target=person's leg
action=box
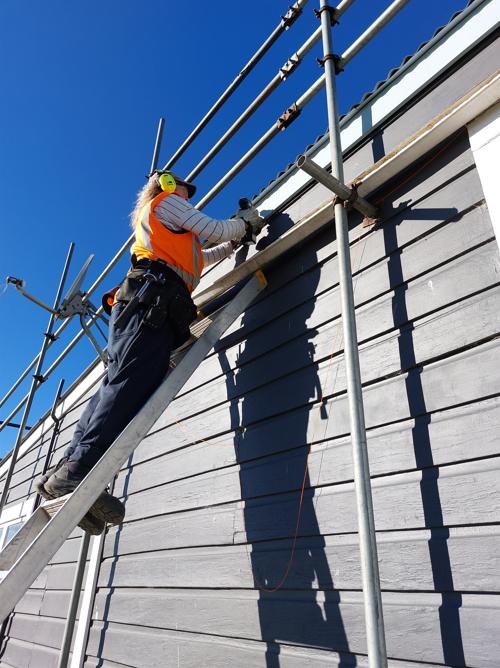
[43,303,174,523]
[66,304,174,473]
[34,381,108,505]
[64,378,109,461]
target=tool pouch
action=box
[116,268,197,346]
[115,272,145,303]
[166,289,198,346]
[142,284,174,330]
[143,282,197,345]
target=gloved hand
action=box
[236,205,265,245]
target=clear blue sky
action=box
[0,0,470,458]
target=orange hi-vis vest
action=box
[131,191,204,293]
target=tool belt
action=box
[113,258,197,347]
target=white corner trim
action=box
[467,100,500,242]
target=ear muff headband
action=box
[158,172,177,193]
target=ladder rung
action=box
[41,492,73,518]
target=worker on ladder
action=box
[35,170,264,534]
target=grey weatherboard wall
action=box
[1,27,500,668]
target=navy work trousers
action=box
[64,302,174,474]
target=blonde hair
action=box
[130,175,162,229]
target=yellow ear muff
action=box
[158,172,176,193]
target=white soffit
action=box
[256,0,499,214]
[468,101,500,241]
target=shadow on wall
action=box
[218,212,354,667]
[373,132,468,663]
[382,208,465,667]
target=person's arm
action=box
[154,194,245,243]
[201,241,235,267]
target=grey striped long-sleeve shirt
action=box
[154,194,246,267]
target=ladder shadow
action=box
[217,213,353,666]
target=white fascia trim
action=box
[255,0,499,214]
[0,363,105,481]
[467,101,500,242]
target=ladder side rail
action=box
[0,273,266,623]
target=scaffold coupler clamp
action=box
[314,5,340,25]
[362,215,381,228]
[276,103,301,131]
[333,181,359,211]
[279,53,300,80]
[316,53,344,74]
[281,3,303,30]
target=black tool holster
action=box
[114,259,197,347]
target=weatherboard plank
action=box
[91,589,500,667]
[98,525,500,593]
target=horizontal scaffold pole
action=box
[164,0,310,169]
[195,0,409,209]
[186,0,359,182]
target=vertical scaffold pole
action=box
[318,2,387,665]
[0,244,74,519]
[56,531,91,668]
[149,117,165,175]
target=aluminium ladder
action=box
[0,270,267,623]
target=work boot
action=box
[35,458,106,535]
[34,457,68,500]
[44,462,125,526]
